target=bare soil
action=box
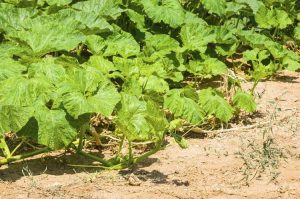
[0,71,300,199]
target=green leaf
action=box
[283,57,300,71]
[0,106,34,133]
[103,29,140,58]
[85,35,106,55]
[233,91,256,113]
[201,0,226,16]
[28,58,66,85]
[255,7,292,29]
[72,0,123,20]
[0,42,31,59]
[33,109,77,149]
[141,0,185,28]
[0,6,35,33]
[116,94,167,141]
[238,30,271,46]
[0,76,53,106]
[188,58,227,77]
[59,68,120,118]
[87,83,121,117]
[0,58,27,81]
[236,0,263,13]
[45,0,72,6]
[198,88,234,122]
[7,15,85,55]
[139,75,169,93]
[184,11,208,25]
[58,9,113,34]
[87,55,117,75]
[126,9,145,31]
[180,23,215,53]
[169,119,183,131]
[164,89,205,124]
[172,132,188,149]
[144,33,180,59]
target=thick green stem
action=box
[10,140,25,156]
[0,147,50,165]
[273,27,279,38]
[251,80,259,95]
[128,141,133,164]
[77,43,84,57]
[116,136,124,158]
[77,150,111,167]
[77,124,88,153]
[0,137,11,158]
[133,144,161,164]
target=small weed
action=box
[22,165,38,188]
[237,129,290,185]
[81,171,103,183]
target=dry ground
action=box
[0,71,299,199]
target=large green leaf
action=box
[45,0,72,6]
[139,75,169,93]
[25,108,77,150]
[103,30,140,58]
[28,58,66,85]
[58,9,113,34]
[198,88,234,122]
[0,58,27,81]
[0,76,53,106]
[0,6,35,33]
[141,0,185,28]
[0,106,34,133]
[236,0,263,13]
[87,55,117,75]
[180,23,215,53]
[233,91,256,113]
[7,15,85,55]
[116,94,167,141]
[72,0,123,20]
[164,89,205,124]
[255,7,292,29]
[283,57,300,71]
[201,0,226,16]
[85,35,106,54]
[188,58,228,77]
[59,68,120,118]
[144,33,180,59]
[126,9,145,31]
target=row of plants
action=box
[0,0,299,169]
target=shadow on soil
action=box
[0,152,162,183]
[0,152,100,182]
[272,74,299,83]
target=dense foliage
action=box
[0,0,299,168]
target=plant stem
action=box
[273,27,279,38]
[77,43,84,57]
[0,137,11,158]
[77,125,87,153]
[128,141,133,164]
[10,140,25,156]
[251,80,259,95]
[133,144,161,164]
[116,136,124,158]
[0,147,50,165]
[77,150,111,167]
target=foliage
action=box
[0,0,299,168]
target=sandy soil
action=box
[0,71,299,199]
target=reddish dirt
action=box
[0,71,300,199]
